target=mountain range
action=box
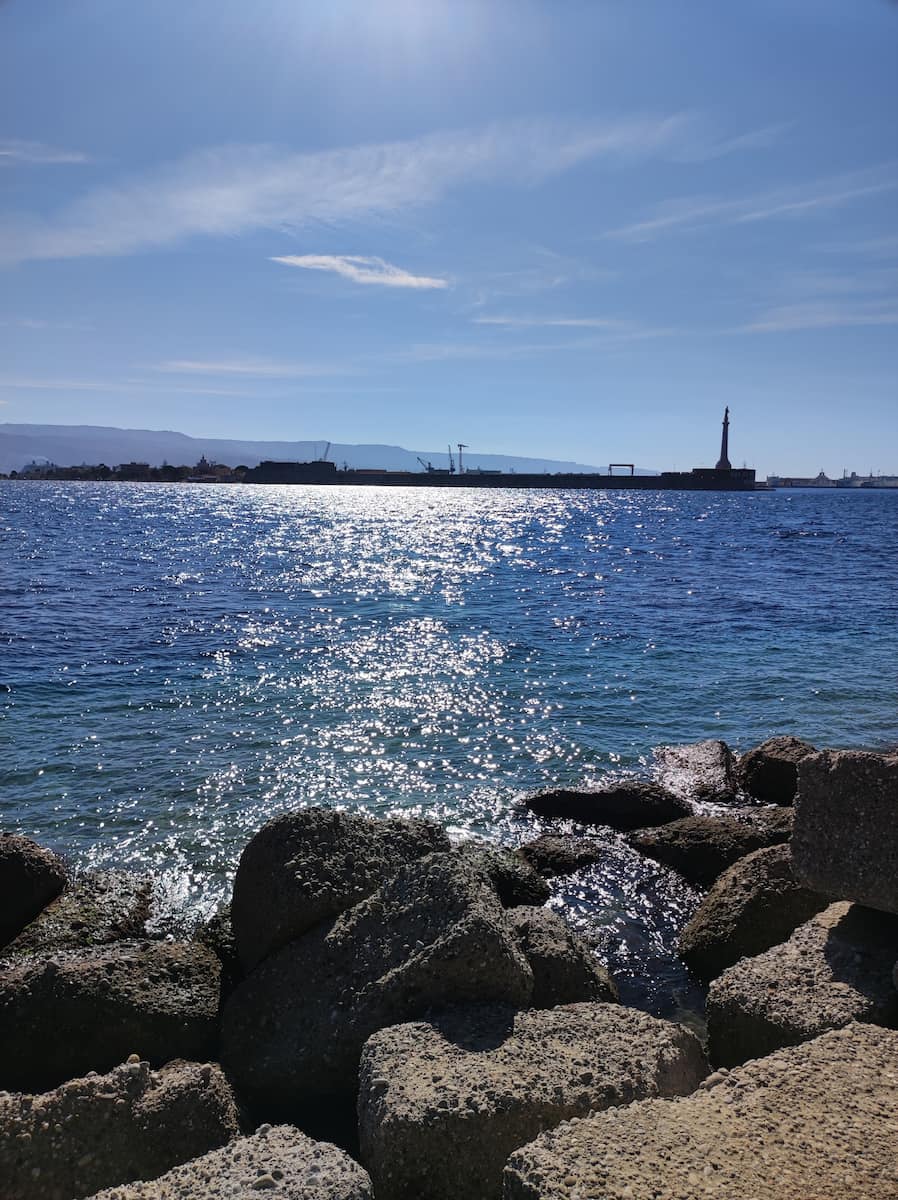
[0,423,657,477]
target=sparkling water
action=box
[2,481,896,1015]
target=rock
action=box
[628,807,793,889]
[706,901,898,1068]
[654,739,737,803]
[3,871,153,958]
[451,843,550,907]
[0,834,67,950]
[516,835,608,878]
[196,904,242,1000]
[84,1124,373,1199]
[737,735,817,804]
[507,907,618,1007]
[0,1058,239,1200]
[678,844,829,983]
[503,1022,898,1200]
[231,807,450,970]
[222,854,533,1111]
[791,749,898,915]
[0,940,221,1092]
[524,781,689,830]
[358,1002,707,1200]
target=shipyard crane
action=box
[447,445,456,474]
[318,441,331,462]
[457,443,468,474]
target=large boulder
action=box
[231,807,450,970]
[222,854,533,1110]
[791,749,898,914]
[706,901,898,1068]
[3,871,153,958]
[0,1058,239,1200]
[737,735,817,804]
[0,940,221,1092]
[503,1022,898,1200]
[524,782,689,830]
[653,739,737,803]
[507,907,618,1007]
[85,1124,373,1199]
[452,843,550,907]
[678,844,829,983]
[516,834,608,878]
[358,1002,707,1200]
[628,808,793,889]
[0,834,67,949]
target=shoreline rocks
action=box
[503,1023,898,1199]
[358,1002,707,1200]
[524,781,690,830]
[737,734,817,804]
[653,738,737,804]
[0,834,67,950]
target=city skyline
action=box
[2,1,897,477]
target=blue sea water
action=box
[2,481,896,1015]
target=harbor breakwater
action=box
[1,736,896,1199]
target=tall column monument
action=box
[716,406,732,471]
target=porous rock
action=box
[516,834,608,878]
[507,906,618,1007]
[654,739,737,803]
[197,903,242,999]
[503,1022,898,1200]
[359,1002,707,1200]
[737,734,817,804]
[85,1124,373,1199]
[0,834,67,950]
[0,1058,239,1200]
[232,807,450,970]
[452,842,550,907]
[222,854,533,1110]
[3,870,153,958]
[0,939,221,1092]
[678,844,829,983]
[524,781,689,830]
[628,807,793,889]
[706,901,898,1068]
[792,749,898,915]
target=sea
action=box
[2,481,896,1018]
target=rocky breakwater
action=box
[0,735,894,1199]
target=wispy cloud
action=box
[152,358,348,378]
[0,375,261,396]
[473,314,630,329]
[736,300,898,334]
[0,139,91,167]
[271,254,448,289]
[0,115,692,265]
[603,167,898,242]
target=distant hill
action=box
[0,423,659,476]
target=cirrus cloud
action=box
[271,254,448,289]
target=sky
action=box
[1,0,897,477]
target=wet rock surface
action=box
[678,844,829,983]
[452,843,550,907]
[3,870,153,958]
[85,1124,373,1199]
[222,854,533,1110]
[0,940,221,1092]
[628,807,793,889]
[706,901,898,1067]
[0,834,67,950]
[737,735,817,804]
[653,739,737,803]
[524,781,689,830]
[503,1023,898,1200]
[516,834,608,878]
[359,1002,707,1200]
[507,906,618,1007]
[792,749,898,914]
[0,1058,239,1200]
[231,807,450,971]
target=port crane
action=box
[457,443,468,474]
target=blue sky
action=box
[1,0,896,475]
